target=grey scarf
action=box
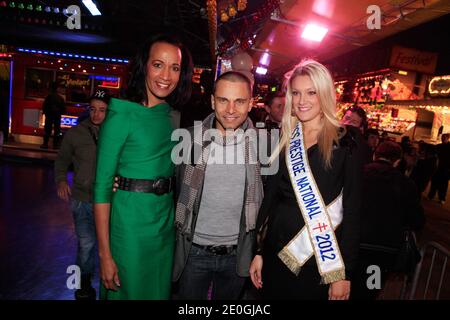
[175,113,263,232]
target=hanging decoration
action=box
[2,1,101,30]
[230,51,254,86]
[220,9,229,22]
[218,0,280,56]
[206,0,218,61]
[220,0,247,23]
[228,4,237,18]
[237,0,247,11]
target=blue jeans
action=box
[176,244,246,300]
[71,200,96,276]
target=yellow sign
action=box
[58,73,91,87]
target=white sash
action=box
[278,122,346,284]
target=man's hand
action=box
[328,280,351,300]
[57,181,71,202]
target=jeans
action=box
[71,200,96,276]
[176,244,246,300]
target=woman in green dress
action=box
[94,34,193,300]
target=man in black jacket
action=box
[41,82,65,149]
[428,134,450,204]
[353,141,425,299]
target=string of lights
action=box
[17,48,129,64]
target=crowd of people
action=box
[52,32,449,301]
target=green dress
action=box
[94,98,175,300]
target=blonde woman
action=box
[249,59,362,300]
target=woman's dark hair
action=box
[49,81,59,92]
[346,105,368,134]
[365,128,379,140]
[374,141,403,163]
[265,91,285,107]
[125,33,193,110]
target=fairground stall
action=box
[9,47,129,144]
[335,45,441,142]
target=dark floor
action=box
[0,156,449,300]
[0,158,99,300]
[379,195,450,300]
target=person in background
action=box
[410,141,437,195]
[341,106,371,165]
[255,91,285,187]
[428,133,450,204]
[180,70,214,128]
[365,128,380,160]
[41,82,65,149]
[379,131,390,143]
[353,141,425,300]
[438,125,444,140]
[263,91,285,130]
[54,89,111,300]
[397,142,418,177]
[400,136,412,153]
[342,105,368,136]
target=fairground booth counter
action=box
[385,76,450,142]
[8,47,129,145]
[335,46,449,143]
[335,67,421,140]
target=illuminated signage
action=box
[99,80,119,88]
[91,75,120,89]
[390,46,438,74]
[61,115,78,128]
[17,48,129,64]
[428,75,450,96]
[58,73,91,87]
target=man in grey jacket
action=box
[54,89,110,300]
[172,71,264,300]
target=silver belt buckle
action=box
[152,178,166,195]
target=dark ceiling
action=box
[249,0,450,78]
[0,0,212,67]
[1,0,449,76]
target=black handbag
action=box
[392,230,421,274]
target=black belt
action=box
[192,243,237,255]
[117,176,175,195]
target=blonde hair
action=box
[271,59,341,168]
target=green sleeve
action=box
[93,108,129,203]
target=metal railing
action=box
[408,241,450,300]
